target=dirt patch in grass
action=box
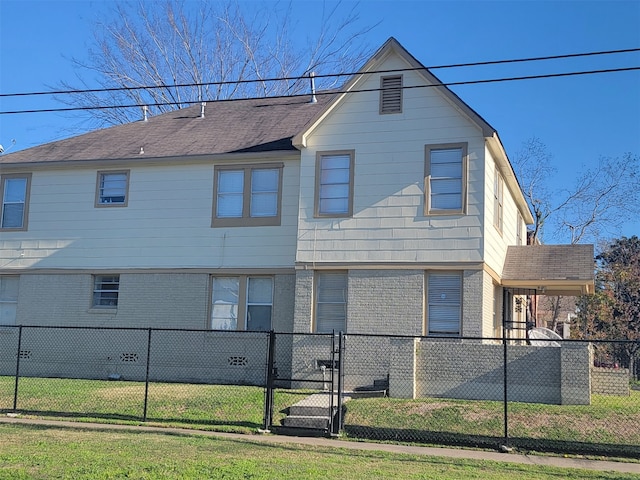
[462,407,496,423]
[91,385,147,401]
[407,401,453,415]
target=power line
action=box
[1,47,639,99]
[1,65,638,116]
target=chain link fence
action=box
[1,326,638,457]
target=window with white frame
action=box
[0,276,19,325]
[380,75,403,114]
[92,275,120,308]
[427,272,462,336]
[425,144,467,214]
[1,173,32,230]
[315,272,347,333]
[96,171,129,206]
[494,168,504,232]
[213,164,282,227]
[211,276,273,331]
[315,151,354,217]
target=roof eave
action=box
[486,133,535,225]
[501,278,595,296]
[0,150,300,171]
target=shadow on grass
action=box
[0,408,262,430]
[343,424,640,458]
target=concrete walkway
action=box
[1,416,639,475]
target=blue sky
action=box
[1,0,639,240]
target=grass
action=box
[344,392,640,442]
[342,392,640,457]
[0,423,637,480]
[2,376,639,457]
[0,376,308,433]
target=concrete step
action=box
[349,389,386,399]
[282,415,330,430]
[287,392,340,417]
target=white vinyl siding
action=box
[425,144,467,215]
[427,272,462,336]
[494,168,504,233]
[211,276,273,331]
[380,75,403,114]
[1,174,31,230]
[92,275,119,308]
[96,171,129,206]
[517,212,523,245]
[315,272,347,333]
[316,151,354,217]
[0,276,19,325]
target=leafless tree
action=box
[512,137,639,333]
[57,0,376,127]
[512,137,639,245]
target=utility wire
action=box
[1,65,638,116]
[1,47,639,99]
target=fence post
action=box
[262,330,276,432]
[501,326,510,451]
[332,331,345,436]
[142,328,152,422]
[12,325,23,411]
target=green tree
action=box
[575,236,640,379]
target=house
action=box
[0,38,594,392]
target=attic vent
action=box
[380,75,403,114]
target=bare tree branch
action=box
[512,138,640,245]
[55,0,376,129]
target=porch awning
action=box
[501,245,595,296]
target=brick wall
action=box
[591,367,630,396]
[348,270,423,335]
[16,273,210,328]
[388,340,592,405]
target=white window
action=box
[92,275,120,308]
[316,151,354,217]
[380,75,403,114]
[494,168,504,232]
[213,164,282,227]
[96,171,129,206]
[315,272,347,333]
[211,277,239,330]
[0,276,19,325]
[246,277,273,331]
[1,174,31,230]
[427,272,462,336]
[425,144,467,214]
[211,276,273,331]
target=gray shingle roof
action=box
[502,244,594,281]
[1,93,335,164]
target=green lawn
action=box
[0,376,308,433]
[0,423,636,480]
[344,392,640,443]
[2,376,639,458]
